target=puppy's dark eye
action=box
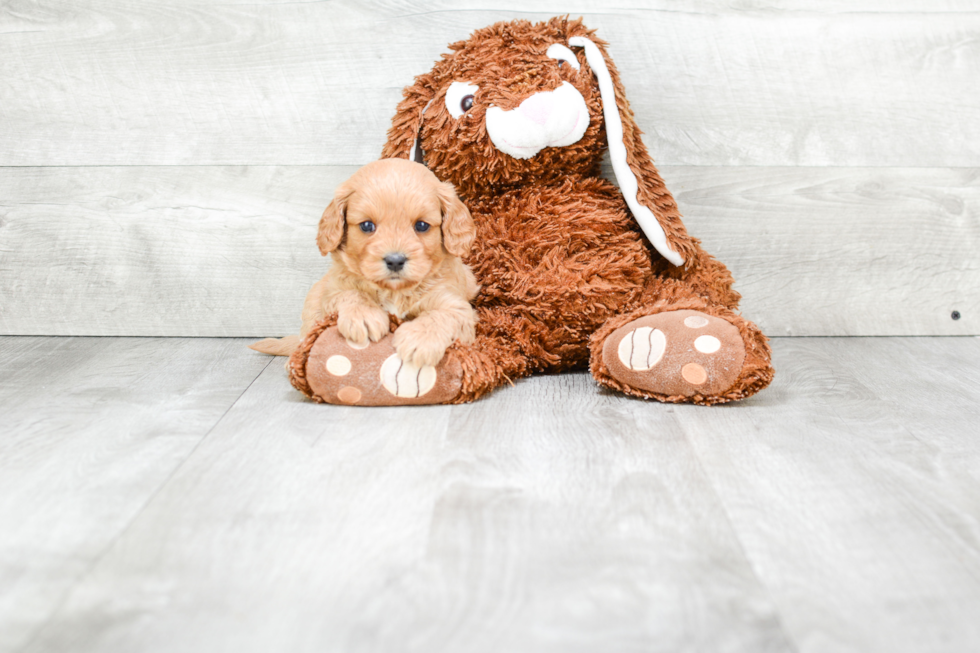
[460,95,474,113]
[414,220,431,233]
[557,59,566,68]
[358,221,376,233]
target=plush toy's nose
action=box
[518,92,556,126]
[485,82,589,160]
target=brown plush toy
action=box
[289,16,774,406]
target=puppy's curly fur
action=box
[251,159,478,368]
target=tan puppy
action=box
[251,159,478,367]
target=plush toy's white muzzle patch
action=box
[485,82,589,160]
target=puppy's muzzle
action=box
[384,253,408,273]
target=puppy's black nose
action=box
[384,253,408,272]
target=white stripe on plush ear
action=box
[408,137,422,163]
[547,44,580,70]
[568,37,684,267]
[409,100,434,162]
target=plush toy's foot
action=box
[290,325,463,406]
[598,309,750,403]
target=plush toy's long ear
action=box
[569,36,696,268]
[436,181,475,257]
[381,72,438,162]
[316,182,354,255]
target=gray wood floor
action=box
[1,336,978,653]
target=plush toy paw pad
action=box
[304,327,462,406]
[603,310,745,397]
[617,326,666,370]
[379,354,438,398]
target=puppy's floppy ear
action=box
[382,71,438,162]
[436,181,475,257]
[568,34,697,268]
[316,181,354,255]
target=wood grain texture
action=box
[4,335,979,652]
[2,0,978,167]
[1,165,976,337]
[0,336,269,653]
[675,166,980,337]
[19,361,793,653]
[0,166,333,337]
[675,336,980,653]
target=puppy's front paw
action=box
[393,320,449,368]
[338,306,390,345]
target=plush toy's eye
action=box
[546,43,581,71]
[358,221,376,234]
[414,220,430,233]
[445,81,479,119]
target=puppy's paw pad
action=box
[336,320,368,346]
[602,310,745,398]
[393,323,449,369]
[303,327,462,406]
[338,308,389,345]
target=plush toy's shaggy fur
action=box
[289,16,774,405]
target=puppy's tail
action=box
[248,335,301,357]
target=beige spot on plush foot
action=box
[617,327,666,371]
[681,363,708,385]
[684,315,710,329]
[379,355,437,398]
[325,355,351,376]
[337,386,361,404]
[345,338,369,350]
[694,335,721,354]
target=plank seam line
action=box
[12,354,275,653]
[676,418,802,653]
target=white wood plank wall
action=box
[1,0,978,336]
